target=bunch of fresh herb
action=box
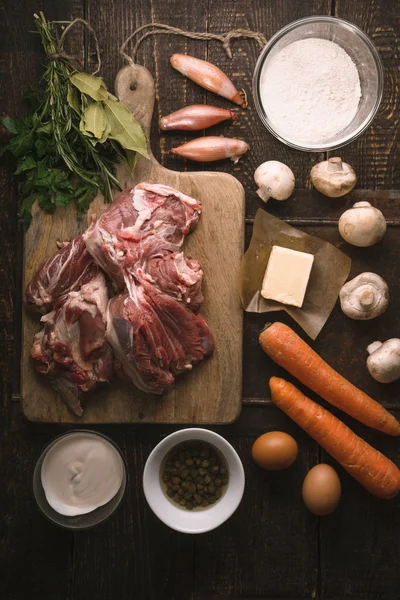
[0,12,148,227]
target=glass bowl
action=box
[253,16,384,152]
[33,430,127,530]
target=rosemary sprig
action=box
[0,12,147,227]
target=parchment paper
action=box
[239,209,351,339]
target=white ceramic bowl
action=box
[143,428,245,534]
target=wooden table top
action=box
[0,0,399,598]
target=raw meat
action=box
[106,279,213,394]
[83,182,202,289]
[31,271,113,416]
[24,235,98,314]
[144,252,204,313]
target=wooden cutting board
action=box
[21,65,245,424]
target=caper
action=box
[199,468,206,476]
[201,460,209,468]
[172,484,180,492]
[185,458,193,466]
[204,476,211,484]
[167,489,174,498]
[215,489,222,499]
[186,502,193,510]
[201,499,208,507]
[211,465,219,474]
[220,467,227,476]
[208,484,216,494]
[172,477,181,485]
[208,496,216,505]
[179,499,186,506]
[215,478,221,487]
[194,494,202,503]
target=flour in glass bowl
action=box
[260,38,362,145]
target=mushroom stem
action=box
[367,341,383,355]
[327,157,343,172]
[256,188,270,203]
[359,289,375,308]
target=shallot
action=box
[160,105,237,131]
[170,54,245,107]
[169,137,248,163]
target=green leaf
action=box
[82,102,107,139]
[103,98,148,158]
[35,123,52,135]
[35,138,51,158]
[55,190,72,206]
[125,149,136,172]
[67,86,81,115]
[79,119,94,137]
[70,72,109,102]
[1,118,18,134]
[9,130,34,156]
[14,154,36,174]
[90,120,111,146]
[37,190,55,213]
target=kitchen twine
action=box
[48,18,267,72]
[48,18,102,74]
[119,23,268,65]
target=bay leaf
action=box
[103,98,148,158]
[70,72,109,102]
[67,86,81,115]
[88,120,112,146]
[83,102,107,139]
[125,149,137,172]
[79,119,94,137]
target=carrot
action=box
[259,322,400,437]
[270,377,400,499]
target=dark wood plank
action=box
[206,0,332,206]
[0,2,84,599]
[243,192,400,410]
[333,0,400,191]
[320,3,400,596]
[320,408,400,600]
[193,408,319,599]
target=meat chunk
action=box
[24,235,98,314]
[144,252,204,313]
[106,280,213,394]
[31,272,113,415]
[83,182,202,289]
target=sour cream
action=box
[41,432,124,516]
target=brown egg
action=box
[302,464,341,515]
[251,431,298,470]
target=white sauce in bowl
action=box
[41,432,124,516]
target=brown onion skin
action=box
[160,105,237,131]
[169,136,248,163]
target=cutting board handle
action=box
[114,64,155,140]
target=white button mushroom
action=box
[338,202,387,247]
[254,161,295,203]
[339,272,389,320]
[366,339,400,383]
[310,157,357,198]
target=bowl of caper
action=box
[143,428,245,534]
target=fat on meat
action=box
[31,271,113,416]
[83,182,202,289]
[24,235,98,314]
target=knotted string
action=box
[48,17,102,75]
[120,22,267,68]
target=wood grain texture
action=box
[21,65,245,424]
[1,0,400,599]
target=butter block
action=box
[261,245,314,308]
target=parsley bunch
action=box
[0,12,147,227]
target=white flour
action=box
[260,38,361,144]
